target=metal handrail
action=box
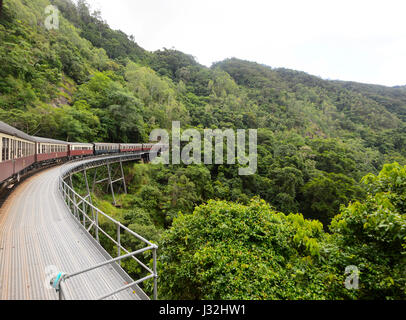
[54,172,158,300]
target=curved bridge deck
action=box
[0,155,146,300]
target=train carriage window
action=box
[11,139,15,159]
[2,138,9,161]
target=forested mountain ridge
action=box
[1,0,405,300]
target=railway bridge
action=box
[0,152,157,300]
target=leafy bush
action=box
[158,198,337,299]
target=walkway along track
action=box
[0,152,153,300]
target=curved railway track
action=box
[0,157,144,300]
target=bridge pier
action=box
[90,160,127,207]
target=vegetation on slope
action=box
[1,0,405,299]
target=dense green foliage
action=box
[329,163,406,299]
[1,0,405,300]
[159,164,405,299]
[159,198,332,299]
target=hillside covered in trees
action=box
[0,0,405,299]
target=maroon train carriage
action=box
[119,143,143,153]
[142,143,155,151]
[93,143,120,156]
[33,136,69,163]
[0,121,36,185]
[68,142,94,158]
[142,143,169,152]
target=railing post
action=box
[69,174,78,219]
[59,286,63,300]
[117,224,121,266]
[153,245,158,300]
[82,201,86,227]
[84,169,95,224]
[95,210,99,243]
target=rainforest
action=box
[0,0,405,300]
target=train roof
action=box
[120,143,143,145]
[93,142,120,145]
[69,142,93,146]
[32,136,69,145]
[0,121,36,142]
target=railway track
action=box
[0,159,142,300]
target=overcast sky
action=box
[82,0,406,87]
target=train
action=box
[0,121,166,188]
